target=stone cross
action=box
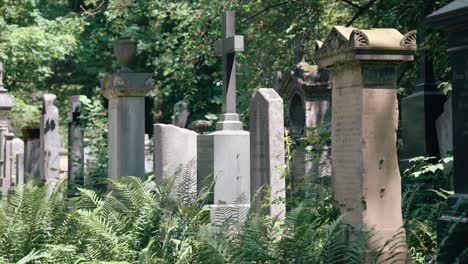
[68,96,84,195]
[249,88,286,219]
[214,10,244,130]
[318,26,416,262]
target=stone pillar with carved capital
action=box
[101,36,154,180]
[318,26,416,263]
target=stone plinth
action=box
[427,2,468,262]
[318,26,416,262]
[40,94,62,186]
[68,96,84,195]
[154,124,197,202]
[101,72,153,179]
[249,88,286,219]
[198,129,250,224]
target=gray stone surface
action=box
[249,88,286,219]
[40,93,62,185]
[0,61,13,195]
[198,130,250,223]
[188,120,212,134]
[436,95,453,158]
[154,124,197,202]
[68,96,84,193]
[172,101,190,128]
[7,137,24,187]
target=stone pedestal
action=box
[101,72,153,180]
[40,94,62,186]
[318,26,416,262]
[68,96,84,195]
[23,128,41,184]
[154,124,197,202]
[428,2,468,262]
[250,88,286,219]
[198,126,250,224]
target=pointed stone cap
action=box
[426,0,468,31]
[0,62,13,111]
[317,26,416,67]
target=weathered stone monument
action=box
[101,36,154,179]
[401,0,445,162]
[317,26,416,262]
[278,42,331,183]
[154,124,197,201]
[198,10,250,224]
[68,96,84,195]
[250,88,286,219]
[172,100,190,128]
[188,119,212,134]
[4,136,24,187]
[427,2,468,262]
[0,62,13,195]
[40,93,62,186]
[144,134,153,174]
[23,128,41,183]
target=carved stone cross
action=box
[214,10,244,114]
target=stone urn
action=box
[113,36,137,70]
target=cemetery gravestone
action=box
[427,2,468,262]
[0,62,13,195]
[250,88,286,219]
[144,134,153,174]
[40,93,62,186]
[4,136,24,187]
[68,96,84,195]
[278,42,331,184]
[154,124,197,202]
[198,10,250,224]
[23,128,41,183]
[101,36,154,179]
[436,95,452,158]
[318,26,416,262]
[172,101,190,128]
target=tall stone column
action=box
[68,96,84,195]
[427,2,468,262]
[198,11,250,224]
[40,94,61,186]
[101,36,154,179]
[317,26,416,262]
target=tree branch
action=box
[340,0,361,9]
[241,1,291,22]
[346,0,379,27]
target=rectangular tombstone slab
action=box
[249,88,286,219]
[8,138,25,187]
[144,134,153,174]
[40,94,62,185]
[198,130,250,224]
[68,96,84,193]
[154,124,197,202]
[23,128,41,184]
[107,97,145,179]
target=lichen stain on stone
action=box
[361,198,367,210]
[380,188,385,198]
[379,159,384,170]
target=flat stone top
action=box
[317,26,416,67]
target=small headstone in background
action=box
[154,124,197,202]
[0,61,13,195]
[6,136,25,187]
[144,134,153,174]
[249,88,286,219]
[40,93,62,186]
[188,120,212,134]
[172,100,190,128]
[68,96,84,195]
[23,128,41,183]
